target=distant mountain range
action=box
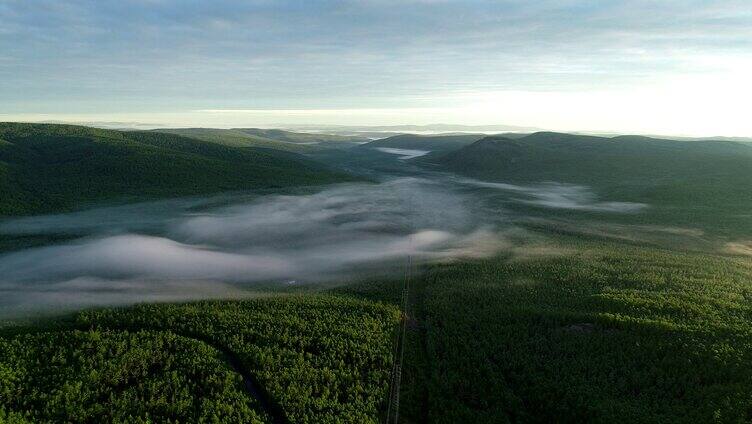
[34,120,752,142]
[281,123,544,139]
[284,124,752,142]
[360,133,486,154]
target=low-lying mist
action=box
[453,178,647,213]
[0,178,506,317]
[0,175,650,318]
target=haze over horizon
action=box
[2,1,751,137]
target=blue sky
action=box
[1,0,751,135]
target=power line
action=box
[386,255,410,424]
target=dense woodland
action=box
[0,297,399,423]
[0,330,268,423]
[0,123,353,216]
[342,235,752,423]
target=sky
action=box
[1,0,751,136]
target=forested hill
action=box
[0,123,353,216]
[154,127,368,152]
[431,131,752,205]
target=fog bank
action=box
[0,174,649,317]
[0,178,506,316]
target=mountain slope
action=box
[153,128,295,149]
[154,128,367,153]
[430,131,752,233]
[0,123,353,216]
[435,131,752,195]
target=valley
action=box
[2,124,752,423]
[4,1,749,422]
